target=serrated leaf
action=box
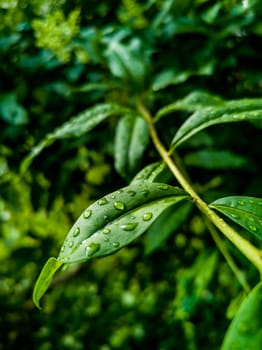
[114,114,150,178]
[209,196,262,240]
[21,103,129,172]
[58,182,189,263]
[222,282,262,350]
[184,149,250,170]
[33,257,63,309]
[145,201,192,254]
[170,98,262,149]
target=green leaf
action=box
[144,201,192,254]
[105,40,146,88]
[155,90,224,121]
[33,257,63,309]
[170,98,262,149]
[58,182,189,263]
[21,103,129,172]
[209,196,262,240]
[131,162,167,184]
[221,282,262,350]
[184,149,250,170]
[114,114,150,178]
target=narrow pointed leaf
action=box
[209,196,262,239]
[155,90,224,121]
[33,257,63,309]
[58,182,189,263]
[171,98,262,149]
[222,282,262,350]
[21,103,129,172]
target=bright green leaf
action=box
[222,282,262,350]
[209,196,262,240]
[21,103,129,172]
[33,257,63,309]
[131,162,167,184]
[58,182,189,263]
[170,98,262,149]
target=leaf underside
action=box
[209,196,262,240]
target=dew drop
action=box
[102,228,111,234]
[230,214,239,219]
[104,215,109,220]
[249,225,257,231]
[86,243,100,257]
[112,242,120,248]
[158,184,169,190]
[61,246,65,252]
[83,209,92,219]
[69,241,74,248]
[104,237,109,242]
[127,190,136,197]
[143,212,153,221]
[136,174,144,180]
[110,194,116,199]
[98,198,108,205]
[248,217,255,222]
[114,201,125,210]
[238,200,245,205]
[141,190,149,197]
[248,200,254,204]
[73,227,80,237]
[120,222,138,231]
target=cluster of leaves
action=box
[1,0,262,349]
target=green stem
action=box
[137,99,262,276]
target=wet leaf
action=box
[209,196,262,240]
[58,182,189,263]
[170,98,262,149]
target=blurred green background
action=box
[1,1,262,349]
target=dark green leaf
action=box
[114,114,150,178]
[222,282,262,350]
[209,196,262,240]
[21,103,129,172]
[170,98,262,149]
[58,182,189,263]
[131,162,167,184]
[33,257,63,309]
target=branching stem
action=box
[137,99,262,276]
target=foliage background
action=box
[1,0,262,349]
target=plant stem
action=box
[137,99,262,276]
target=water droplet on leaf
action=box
[73,227,80,237]
[112,242,120,248]
[83,209,92,219]
[110,194,116,199]
[143,212,153,221]
[120,222,138,231]
[69,241,74,248]
[158,184,169,190]
[238,200,245,205]
[98,198,108,205]
[249,225,257,231]
[141,190,149,197]
[103,228,111,234]
[86,243,100,257]
[104,237,109,242]
[127,190,136,197]
[114,201,125,210]
[231,214,239,219]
